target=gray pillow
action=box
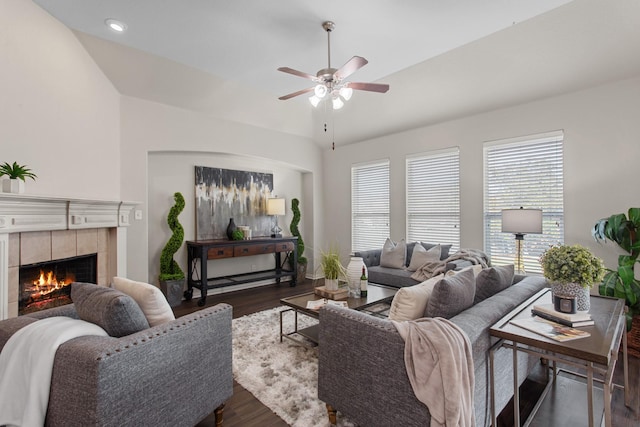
[71,282,150,337]
[424,268,476,319]
[380,238,406,269]
[474,264,515,304]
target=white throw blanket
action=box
[411,249,489,282]
[392,317,475,427]
[0,317,108,427]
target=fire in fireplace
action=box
[19,254,97,315]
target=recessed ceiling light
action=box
[105,18,127,33]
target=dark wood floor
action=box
[175,280,640,427]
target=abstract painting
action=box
[195,166,274,240]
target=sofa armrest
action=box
[318,306,430,426]
[354,249,382,268]
[46,303,233,427]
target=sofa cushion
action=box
[112,277,175,326]
[424,268,476,319]
[380,238,406,269]
[474,264,515,304]
[388,274,444,321]
[71,282,150,337]
[407,242,452,264]
[407,244,441,272]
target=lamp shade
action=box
[501,208,542,234]
[267,198,286,216]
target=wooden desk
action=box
[185,237,297,306]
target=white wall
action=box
[147,151,304,289]
[324,75,640,272]
[120,97,323,284]
[0,0,120,199]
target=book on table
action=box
[510,316,591,342]
[306,299,348,310]
[531,303,594,327]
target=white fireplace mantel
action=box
[0,194,138,319]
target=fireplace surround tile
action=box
[77,229,98,256]
[8,234,19,268]
[8,266,18,318]
[52,230,77,260]
[21,231,52,265]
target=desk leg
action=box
[587,362,594,427]
[198,250,208,307]
[512,343,520,427]
[624,324,630,407]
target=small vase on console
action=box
[226,218,237,240]
[347,257,367,298]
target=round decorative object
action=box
[551,282,591,312]
[346,257,367,298]
[226,218,237,240]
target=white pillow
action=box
[388,274,444,321]
[380,238,406,269]
[112,277,175,327]
[446,264,484,278]
[407,243,441,272]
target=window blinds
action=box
[351,160,390,252]
[406,148,460,251]
[484,131,564,274]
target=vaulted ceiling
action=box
[33,0,640,147]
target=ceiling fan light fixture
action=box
[314,84,328,99]
[309,95,321,107]
[332,96,344,110]
[339,86,353,101]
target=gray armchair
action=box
[0,302,233,427]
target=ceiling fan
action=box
[278,21,389,110]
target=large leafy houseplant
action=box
[159,192,186,282]
[289,198,307,283]
[539,244,605,288]
[592,208,640,327]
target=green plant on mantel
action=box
[0,161,37,181]
[593,208,640,328]
[289,198,307,265]
[159,192,186,281]
[539,244,605,288]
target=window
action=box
[406,148,460,250]
[484,131,564,274]
[351,160,390,252]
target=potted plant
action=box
[289,198,307,283]
[539,244,605,312]
[592,208,640,329]
[0,161,37,194]
[319,246,347,291]
[159,192,186,307]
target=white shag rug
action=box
[232,307,355,427]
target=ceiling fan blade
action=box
[277,67,318,81]
[334,56,368,80]
[348,82,390,93]
[278,87,315,100]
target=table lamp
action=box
[267,198,285,238]
[501,207,542,274]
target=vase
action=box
[2,178,25,194]
[551,282,591,312]
[346,257,367,298]
[325,278,339,291]
[226,218,237,240]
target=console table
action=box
[185,237,297,306]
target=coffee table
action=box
[279,283,397,347]
[489,288,629,427]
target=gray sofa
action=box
[0,302,233,427]
[356,242,473,288]
[318,274,548,427]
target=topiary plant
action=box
[159,192,185,281]
[290,198,307,265]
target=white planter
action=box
[325,278,339,291]
[2,178,25,194]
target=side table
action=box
[489,288,630,427]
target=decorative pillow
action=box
[380,238,406,269]
[446,264,484,278]
[424,268,476,319]
[474,264,515,304]
[421,243,453,260]
[407,243,441,272]
[71,282,150,337]
[112,277,175,327]
[388,274,444,321]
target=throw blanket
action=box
[392,317,475,427]
[0,317,107,427]
[411,249,490,282]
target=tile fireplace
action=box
[0,194,137,319]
